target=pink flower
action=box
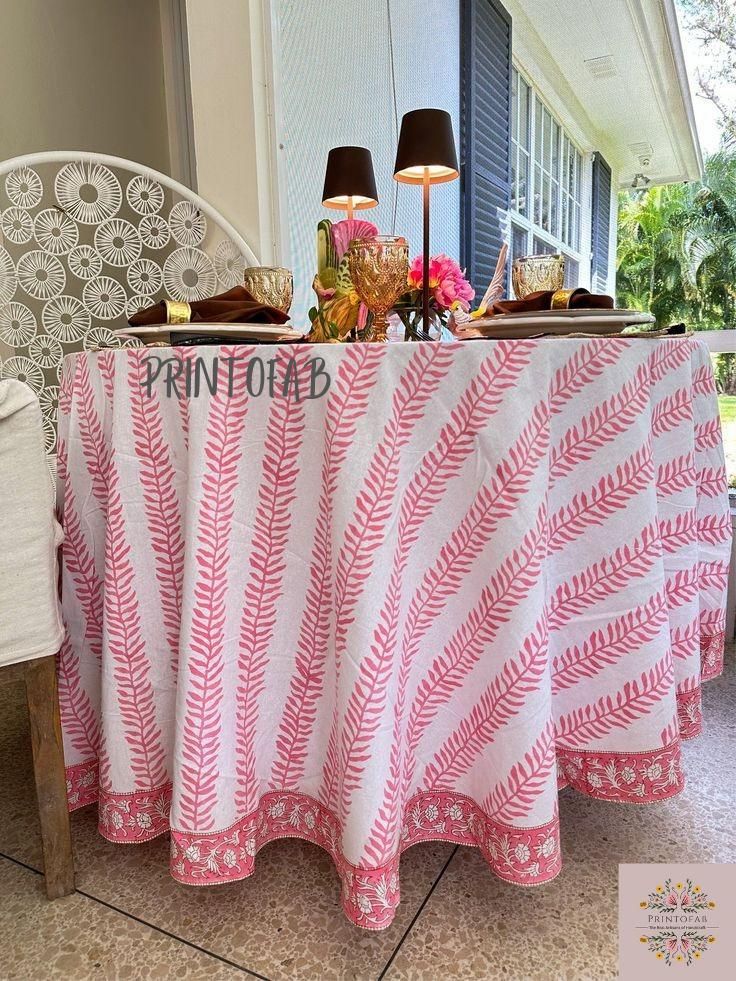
[407,254,475,312]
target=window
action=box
[509,67,585,297]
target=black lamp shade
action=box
[322,146,378,210]
[394,108,459,185]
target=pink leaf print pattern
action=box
[691,362,714,395]
[77,356,167,786]
[658,510,697,553]
[57,634,100,759]
[483,721,556,822]
[320,345,452,809]
[670,620,699,661]
[62,487,103,663]
[651,387,692,437]
[649,339,692,383]
[695,418,723,452]
[697,466,727,499]
[551,592,668,692]
[547,522,661,631]
[235,354,307,814]
[555,659,673,743]
[129,355,185,677]
[399,400,551,680]
[358,345,536,860]
[547,441,654,552]
[548,343,621,413]
[665,567,699,610]
[270,347,386,790]
[657,454,696,497]
[399,511,547,803]
[424,620,549,786]
[179,353,248,829]
[549,363,649,478]
[697,514,732,546]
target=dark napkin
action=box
[492,288,614,316]
[128,286,290,327]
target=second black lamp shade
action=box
[394,108,460,335]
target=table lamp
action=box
[394,108,459,337]
[322,146,379,220]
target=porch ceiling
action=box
[510,0,702,188]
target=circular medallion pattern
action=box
[0,246,18,304]
[5,167,43,209]
[126,175,165,215]
[169,200,207,247]
[138,213,171,250]
[68,244,103,281]
[94,218,142,267]
[82,276,127,320]
[83,326,121,351]
[55,162,122,224]
[28,333,63,368]
[1,355,45,392]
[127,258,163,297]
[1,207,34,245]
[39,385,60,419]
[214,239,246,288]
[16,250,66,300]
[0,302,37,346]
[34,208,79,255]
[42,295,91,344]
[163,247,216,302]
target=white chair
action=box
[0,150,258,473]
[0,378,73,898]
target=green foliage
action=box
[617,152,736,331]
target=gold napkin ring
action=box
[550,289,576,310]
[164,300,192,325]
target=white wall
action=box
[274,0,461,326]
[0,0,170,174]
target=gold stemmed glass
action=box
[347,236,409,342]
[243,266,294,314]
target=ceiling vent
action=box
[584,56,618,79]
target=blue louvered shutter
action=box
[591,152,612,292]
[460,0,512,295]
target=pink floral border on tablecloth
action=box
[65,648,725,932]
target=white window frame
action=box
[509,66,587,294]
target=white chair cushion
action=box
[0,379,64,666]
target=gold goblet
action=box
[347,236,409,342]
[511,254,566,299]
[243,266,294,314]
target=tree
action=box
[679,0,736,147]
[617,152,736,330]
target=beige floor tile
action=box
[384,657,736,981]
[0,858,243,980]
[0,675,452,980]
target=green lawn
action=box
[718,395,736,486]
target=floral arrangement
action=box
[393,254,474,340]
[307,218,377,342]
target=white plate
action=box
[490,308,654,322]
[116,322,304,345]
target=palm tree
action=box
[617,152,736,330]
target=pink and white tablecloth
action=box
[57,337,730,929]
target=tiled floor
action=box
[0,653,734,980]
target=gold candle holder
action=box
[243,266,294,314]
[347,236,409,343]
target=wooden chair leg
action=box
[24,653,75,898]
